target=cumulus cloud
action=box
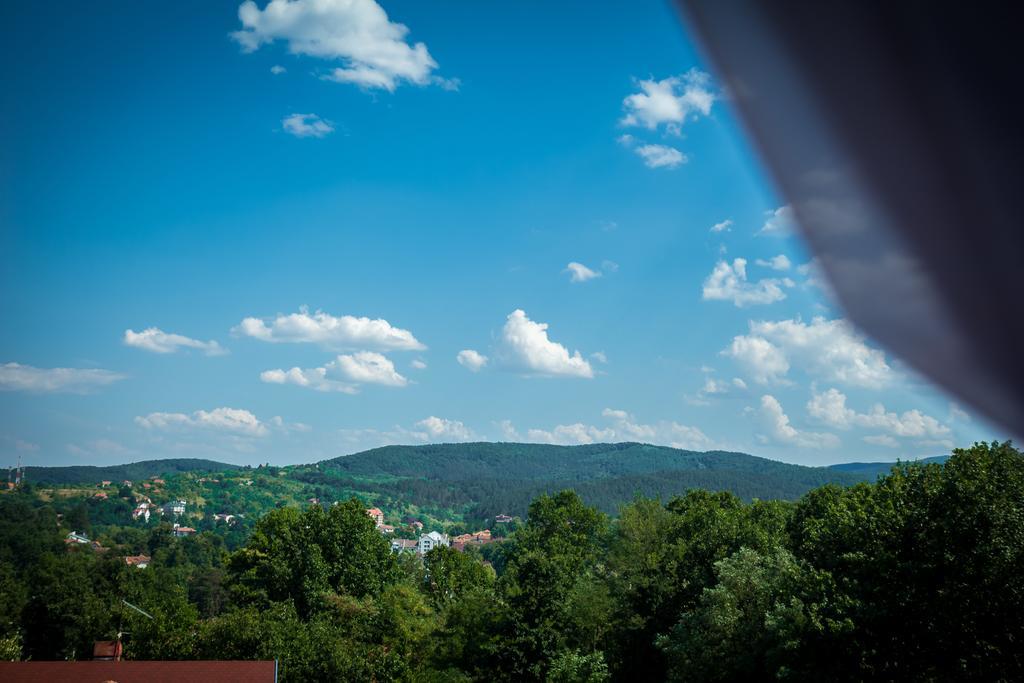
[760,205,795,235]
[710,219,733,233]
[232,0,443,91]
[124,327,226,355]
[0,362,125,394]
[135,407,271,437]
[410,359,427,370]
[498,310,593,378]
[759,395,839,448]
[702,258,794,307]
[339,415,475,449]
[721,335,790,384]
[414,416,474,442]
[260,366,356,393]
[864,434,899,448]
[456,349,488,372]
[807,388,951,439]
[755,254,792,271]
[565,262,601,283]
[261,352,408,392]
[634,144,686,169]
[621,69,715,130]
[282,113,334,138]
[512,408,712,450]
[270,64,286,74]
[724,317,891,388]
[235,307,424,351]
[590,351,608,364]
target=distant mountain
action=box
[828,455,949,480]
[19,444,936,523]
[24,458,243,485]
[300,442,870,518]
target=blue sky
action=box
[0,1,994,467]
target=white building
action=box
[163,499,186,516]
[417,531,450,555]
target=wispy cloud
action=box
[0,362,125,394]
[124,327,226,355]
[282,113,334,138]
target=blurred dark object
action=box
[676,1,1023,437]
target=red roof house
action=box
[0,661,277,682]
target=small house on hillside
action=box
[495,514,513,524]
[366,507,384,527]
[391,538,417,553]
[65,531,89,545]
[124,554,151,568]
[172,524,195,538]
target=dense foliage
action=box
[1,442,1021,681]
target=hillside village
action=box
[14,463,522,573]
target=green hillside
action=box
[19,443,870,530]
[295,442,866,522]
[827,454,949,479]
[24,458,243,485]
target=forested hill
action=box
[299,442,867,520]
[828,454,949,479]
[24,458,242,485]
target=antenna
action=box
[121,599,155,620]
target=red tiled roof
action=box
[0,661,276,682]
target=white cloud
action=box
[760,205,795,235]
[732,377,748,389]
[516,408,712,450]
[282,113,334,138]
[710,219,733,233]
[807,388,950,439]
[340,415,475,449]
[261,351,407,392]
[797,258,837,302]
[724,318,891,389]
[634,144,686,169]
[760,395,839,448]
[621,69,714,130]
[864,434,899,448]
[124,327,226,356]
[721,335,790,384]
[235,307,424,351]
[414,416,474,442]
[527,423,615,445]
[456,349,488,372]
[498,310,593,378]
[0,362,126,394]
[410,359,427,370]
[566,261,601,283]
[749,318,891,388]
[232,0,442,92]
[270,64,286,74]
[333,351,407,386]
[136,407,270,437]
[949,403,970,422]
[755,254,792,271]
[702,378,729,395]
[260,366,356,393]
[702,258,794,307]
[590,351,608,364]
